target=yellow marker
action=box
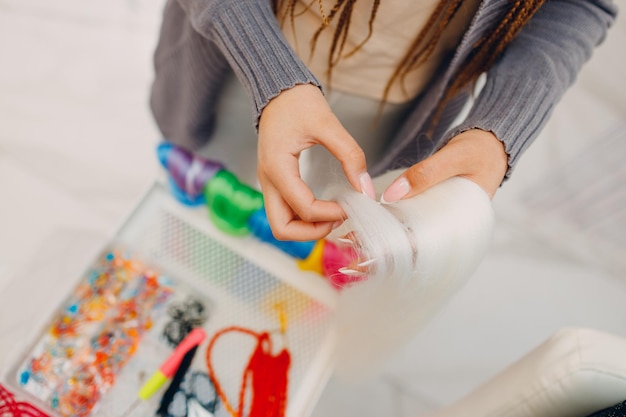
[121,328,206,417]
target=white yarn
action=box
[331,172,495,377]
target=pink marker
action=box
[122,327,206,417]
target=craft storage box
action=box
[0,181,339,417]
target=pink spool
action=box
[321,240,364,289]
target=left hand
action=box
[380,129,508,202]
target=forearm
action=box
[448,0,618,179]
[173,0,321,127]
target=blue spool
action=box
[247,208,315,260]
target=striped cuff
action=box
[449,70,555,180]
[206,0,321,128]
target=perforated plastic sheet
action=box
[2,182,338,417]
[113,183,338,417]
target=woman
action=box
[150,0,617,241]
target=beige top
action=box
[280,0,481,103]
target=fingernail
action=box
[332,220,344,230]
[338,267,365,277]
[359,172,376,200]
[357,258,376,268]
[336,237,354,244]
[381,177,409,204]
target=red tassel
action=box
[0,384,50,417]
[206,327,291,417]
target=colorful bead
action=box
[19,250,175,417]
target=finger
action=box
[318,120,375,199]
[260,177,336,241]
[380,144,468,204]
[264,153,346,223]
[398,131,506,199]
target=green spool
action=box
[204,170,264,236]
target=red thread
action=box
[205,326,291,417]
[0,384,50,417]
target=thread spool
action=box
[247,208,316,259]
[157,143,224,206]
[320,240,361,289]
[204,170,264,236]
[157,143,360,282]
[333,175,494,376]
[296,240,326,275]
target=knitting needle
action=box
[121,327,207,417]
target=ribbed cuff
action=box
[448,70,555,180]
[205,0,322,129]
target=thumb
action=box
[380,153,462,204]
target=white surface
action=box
[1,1,626,416]
[427,328,626,417]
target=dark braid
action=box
[274,0,379,83]
[329,0,356,67]
[272,0,547,130]
[383,0,462,101]
[430,0,546,132]
[343,0,380,58]
[281,0,316,51]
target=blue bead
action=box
[19,370,30,385]
[67,303,79,314]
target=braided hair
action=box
[272,0,546,131]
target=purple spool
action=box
[157,143,224,200]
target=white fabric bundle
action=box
[331,172,495,376]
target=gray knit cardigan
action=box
[150,0,617,179]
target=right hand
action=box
[257,83,375,242]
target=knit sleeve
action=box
[174,0,322,128]
[447,0,618,179]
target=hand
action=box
[257,84,375,241]
[380,129,508,203]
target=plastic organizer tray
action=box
[0,181,339,417]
